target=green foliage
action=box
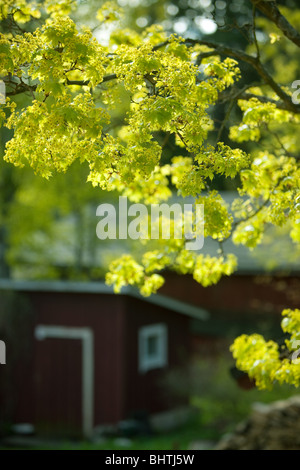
[231,309,300,390]
[164,357,298,432]
[1,0,300,390]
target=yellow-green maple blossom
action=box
[1,0,300,389]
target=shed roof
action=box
[0,278,209,321]
[9,192,299,277]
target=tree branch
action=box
[5,73,118,97]
[66,74,117,87]
[252,4,260,59]
[185,39,300,113]
[250,0,300,48]
[184,38,299,113]
[222,90,296,113]
[154,37,300,113]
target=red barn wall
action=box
[12,291,127,434]
[1,288,192,436]
[3,272,295,435]
[161,272,300,316]
[0,290,35,433]
[160,272,300,361]
[121,296,190,420]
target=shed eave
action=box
[0,278,209,321]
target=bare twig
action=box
[252,5,260,59]
[215,99,235,145]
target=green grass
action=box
[0,414,219,450]
[2,357,300,451]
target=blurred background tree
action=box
[1,0,300,283]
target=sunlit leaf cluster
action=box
[1,0,300,388]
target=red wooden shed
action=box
[0,279,208,438]
[1,268,298,439]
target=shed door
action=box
[34,336,82,437]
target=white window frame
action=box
[138,323,168,373]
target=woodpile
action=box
[215,396,300,450]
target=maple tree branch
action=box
[184,38,299,113]
[220,90,296,113]
[5,73,118,96]
[252,4,260,59]
[250,0,300,48]
[66,74,117,87]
